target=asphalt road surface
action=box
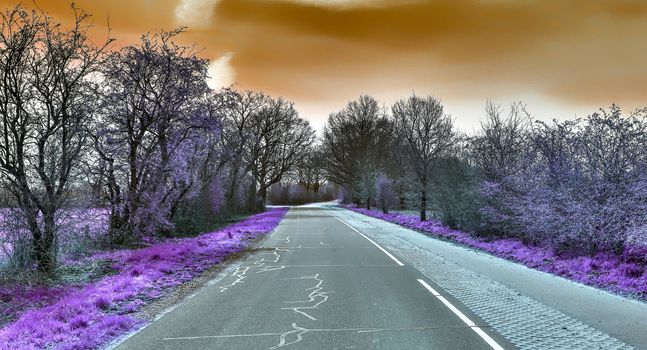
[113,205,645,350]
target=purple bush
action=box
[344,205,647,301]
[374,173,398,214]
[480,108,647,254]
[0,207,288,350]
[0,208,110,271]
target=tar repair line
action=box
[417,279,504,350]
[218,266,250,292]
[280,274,335,321]
[335,217,404,266]
[163,324,492,341]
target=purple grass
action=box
[0,207,288,350]
[343,205,647,301]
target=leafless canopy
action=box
[245,97,315,210]
[322,95,393,208]
[470,100,531,180]
[0,4,112,273]
[392,94,454,220]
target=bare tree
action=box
[245,97,315,210]
[0,5,112,273]
[219,89,268,210]
[322,95,393,208]
[392,94,454,221]
[296,144,325,197]
[470,100,530,181]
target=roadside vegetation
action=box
[323,96,647,299]
[0,4,316,278]
[0,208,287,349]
[0,4,311,349]
[344,206,647,301]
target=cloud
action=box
[207,52,236,89]
[3,0,647,130]
[174,0,220,28]
[202,0,647,109]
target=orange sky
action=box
[3,0,647,132]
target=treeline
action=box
[267,146,339,205]
[0,6,317,275]
[322,95,647,256]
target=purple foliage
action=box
[0,208,109,258]
[95,29,222,241]
[374,173,398,213]
[480,108,647,253]
[0,208,288,350]
[344,205,647,301]
[0,285,73,323]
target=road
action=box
[114,205,644,350]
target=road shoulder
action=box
[104,232,275,350]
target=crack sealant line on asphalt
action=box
[417,279,505,350]
[281,273,334,321]
[105,258,248,350]
[335,217,404,266]
[162,324,500,341]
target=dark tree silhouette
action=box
[295,144,325,197]
[322,95,393,209]
[245,97,315,210]
[392,94,454,221]
[0,5,112,273]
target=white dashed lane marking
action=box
[335,215,503,349]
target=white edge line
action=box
[417,279,504,350]
[335,218,404,266]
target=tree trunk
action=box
[226,166,240,209]
[109,205,131,244]
[420,189,427,221]
[33,240,54,274]
[246,180,257,212]
[256,186,267,212]
[35,212,56,274]
[381,199,388,214]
